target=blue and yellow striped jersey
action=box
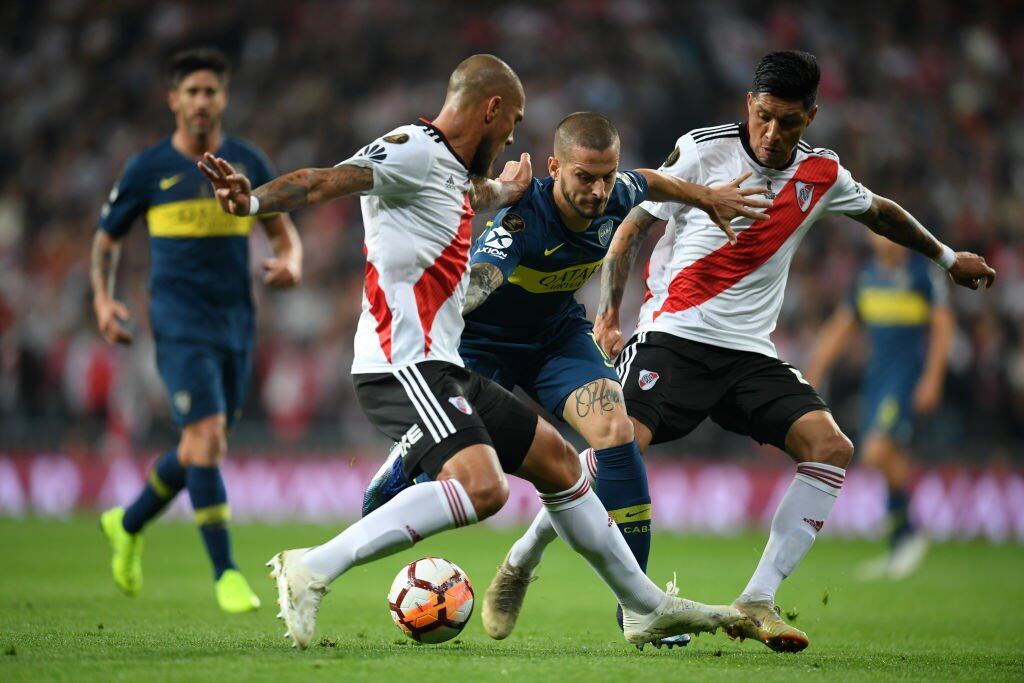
[849,254,948,386]
[465,172,648,339]
[98,136,276,350]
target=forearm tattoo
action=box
[90,234,120,298]
[469,176,500,212]
[573,380,624,418]
[254,165,373,214]
[462,262,504,315]
[597,206,659,318]
[858,196,942,259]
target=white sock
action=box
[540,473,663,614]
[740,462,845,603]
[507,449,595,572]
[507,505,558,573]
[302,479,476,582]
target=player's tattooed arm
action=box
[468,153,532,212]
[637,169,771,245]
[462,262,504,315]
[90,231,132,345]
[199,153,373,215]
[853,194,996,289]
[593,206,661,357]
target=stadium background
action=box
[1,1,1021,539]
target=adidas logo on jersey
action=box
[445,175,457,190]
[358,143,388,163]
[638,370,659,391]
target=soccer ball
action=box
[387,557,474,644]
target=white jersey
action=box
[343,121,474,373]
[637,123,874,357]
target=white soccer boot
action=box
[267,548,329,650]
[621,576,742,646]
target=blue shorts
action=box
[860,380,915,445]
[459,314,619,420]
[155,339,252,427]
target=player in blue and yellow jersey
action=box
[362,112,770,643]
[805,233,953,579]
[93,48,302,612]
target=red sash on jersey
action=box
[413,195,474,355]
[654,156,838,319]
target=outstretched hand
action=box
[704,171,773,244]
[948,252,996,290]
[198,152,253,216]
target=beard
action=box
[469,141,498,177]
[186,114,216,138]
[561,183,608,219]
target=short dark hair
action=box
[554,112,620,157]
[752,51,820,110]
[165,47,230,89]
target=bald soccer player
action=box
[202,55,744,650]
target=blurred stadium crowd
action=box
[1,1,1021,460]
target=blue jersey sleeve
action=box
[98,154,148,238]
[470,206,531,280]
[617,169,649,208]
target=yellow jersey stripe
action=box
[856,288,931,325]
[507,257,604,294]
[147,198,255,238]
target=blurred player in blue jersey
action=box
[361,112,770,643]
[92,48,302,612]
[805,233,953,579]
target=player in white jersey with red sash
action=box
[200,54,748,650]
[492,51,996,653]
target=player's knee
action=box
[180,417,227,467]
[585,413,630,450]
[810,431,854,468]
[463,475,509,520]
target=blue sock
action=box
[593,442,652,572]
[888,487,913,548]
[186,465,236,580]
[122,449,186,534]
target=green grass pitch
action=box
[2,517,1023,682]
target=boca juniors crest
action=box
[448,395,473,415]
[597,220,613,246]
